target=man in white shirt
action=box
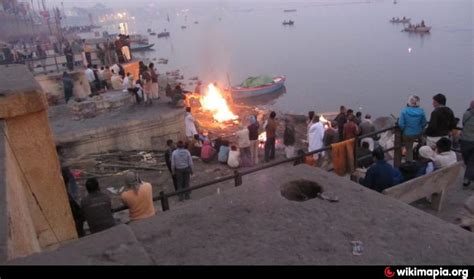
[185,107,198,140]
[433,137,457,169]
[84,64,96,94]
[308,115,325,162]
[235,124,252,167]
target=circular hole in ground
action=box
[280,179,323,202]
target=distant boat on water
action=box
[403,26,431,33]
[284,9,297,12]
[130,43,155,51]
[157,31,170,38]
[181,26,187,29]
[389,17,410,23]
[282,20,294,25]
[149,32,157,36]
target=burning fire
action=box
[258,132,266,149]
[319,115,328,123]
[201,84,239,123]
[319,115,329,129]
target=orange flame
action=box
[201,84,238,122]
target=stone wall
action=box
[1,121,41,260]
[56,109,185,158]
[68,92,134,120]
[0,65,77,262]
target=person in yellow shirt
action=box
[120,172,156,222]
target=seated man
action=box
[359,148,402,192]
[120,172,156,222]
[433,137,457,169]
[201,140,216,163]
[81,178,116,234]
[218,140,230,164]
[227,145,240,168]
[415,146,435,177]
[357,141,374,168]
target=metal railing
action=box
[3,51,101,75]
[111,125,403,213]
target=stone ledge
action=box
[8,224,153,265]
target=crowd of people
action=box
[59,91,474,236]
[1,33,132,72]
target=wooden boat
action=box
[181,26,187,29]
[403,26,431,33]
[284,9,297,12]
[282,20,294,25]
[157,31,170,38]
[389,18,410,23]
[130,43,155,51]
[231,76,286,99]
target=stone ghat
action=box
[68,91,134,120]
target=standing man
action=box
[425,93,456,149]
[460,101,474,187]
[185,107,198,141]
[236,124,252,167]
[84,64,96,94]
[264,111,278,162]
[343,116,360,140]
[308,114,325,164]
[283,118,296,158]
[62,72,74,103]
[149,63,159,99]
[398,95,427,161]
[248,115,260,165]
[334,106,347,142]
[171,141,194,201]
[164,139,178,191]
[64,43,74,71]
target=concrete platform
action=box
[9,225,153,265]
[9,165,474,265]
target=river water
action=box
[102,0,473,118]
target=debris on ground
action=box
[351,241,364,256]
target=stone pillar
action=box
[0,65,77,262]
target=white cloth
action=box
[185,112,198,138]
[308,122,325,153]
[235,128,250,148]
[361,137,374,151]
[227,150,240,168]
[285,145,295,158]
[433,151,457,169]
[122,77,130,90]
[427,136,442,149]
[111,64,120,76]
[84,68,95,82]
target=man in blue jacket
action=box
[398,95,427,161]
[360,148,402,193]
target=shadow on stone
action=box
[280,179,323,202]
